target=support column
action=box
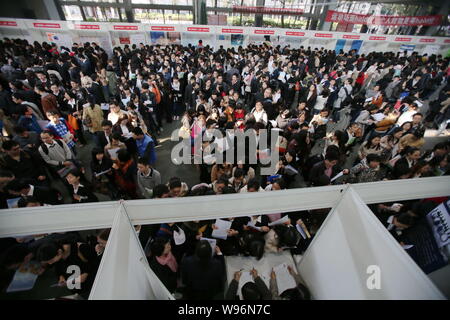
[320,0,337,31]
[124,0,134,23]
[425,3,449,36]
[254,0,265,27]
[193,0,207,25]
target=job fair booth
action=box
[0,177,449,300]
[0,17,449,56]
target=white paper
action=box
[273,263,297,294]
[269,120,278,127]
[296,224,307,240]
[7,197,21,209]
[173,227,186,245]
[211,219,232,240]
[238,271,254,300]
[371,113,385,122]
[107,147,121,160]
[121,98,130,106]
[100,103,110,111]
[284,164,299,176]
[200,237,216,256]
[330,171,344,182]
[7,262,40,292]
[402,244,414,250]
[95,169,111,178]
[247,220,262,232]
[268,215,289,227]
[365,97,373,103]
[214,137,230,153]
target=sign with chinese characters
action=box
[325,10,442,26]
[232,6,303,15]
[114,25,138,31]
[33,23,61,29]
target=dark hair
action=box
[132,127,144,136]
[242,282,262,300]
[247,178,260,191]
[169,177,182,189]
[137,157,150,166]
[36,241,62,262]
[78,243,96,262]
[150,237,170,257]
[272,178,286,189]
[396,212,415,227]
[233,168,244,179]
[276,225,301,248]
[195,240,212,267]
[324,151,339,162]
[97,228,111,241]
[6,179,29,192]
[280,283,311,300]
[366,153,381,164]
[153,184,170,198]
[117,149,131,162]
[2,140,19,151]
[17,196,41,208]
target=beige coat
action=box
[82,103,104,133]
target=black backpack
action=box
[341,87,352,107]
[40,139,64,155]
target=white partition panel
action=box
[89,205,173,300]
[298,187,445,300]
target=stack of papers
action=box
[211,219,232,240]
[273,263,297,294]
[268,215,290,227]
[200,237,217,256]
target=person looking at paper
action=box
[39,130,74,172]
[104,132,126,161]
[90,148,117,198]
[270,265,311,300]
[225,268,272,300]
[66,169,98,203]
[309,151,349,186]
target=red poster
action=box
[119,37,130,44]
[254,30,274,35]
[314,33,333,38]
[325,10,442,26]
[151,26,175,31]
[343,34,360,39]
[33,23,61,29]
[395,37,411,42]
[0,21,17,26]
[222,28,243,34]
[445,39,450,44]
[369,36,386,41]
[285,31,305,36]
[187,27,210,32]
[114,25,138,30]
[75,24,100,30]
[419,38,436,43]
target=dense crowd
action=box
[0,37,449,299]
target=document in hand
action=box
[330,170,344,182]
[211,219,232,240]
[107,147,121,160]
[273,263,297,294]
[238,271,254,300]
[296,224,307,240]
[247,220,262,231]
[200,237,217,256]
[268,215,290,227]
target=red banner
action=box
[222,28,243,34]
[369,36,386,41]
[33,23,61,29]
[419,38,436,43]
[119,37,130,44]
[151,26,175,31]
[285,31,305,36]
[254,30,274,35]
[343,34,360,39]
[325,10,442,26]
[395,37,412,42]
[114,25,138,30]
[233,6,303,15]
[187,27,210,32]
[75,24,100,30]
[0,21,17,27]
[314,33,333,38]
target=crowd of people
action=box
[0,36,449,299]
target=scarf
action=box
[156,251,178,273]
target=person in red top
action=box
[234,102,246,130]
[35,84,58,116]
[355,71,365,93]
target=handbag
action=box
[83,113,93,127]
[67,114,79,131]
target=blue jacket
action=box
[136,134,156,165]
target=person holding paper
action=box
[38,130,75,172]
[107,99,128,126]
[225,268,272,300]
[181,240,225,300]
[309,151,349,186]
[66,168,98,203]
[270,265,311,300]
[90,148,117,197]
[104,132,126,161]
[112,149,138,199]
[358,135,383,161]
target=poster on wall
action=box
[399,44,416,55]
[231,34,244,46]
[46,32,73,49]
[167,32,181,45]
[423,45,441,56]
[130,33,145,45]
[150,31,167,45]
[426,199,450,249]
[119,37,130,44]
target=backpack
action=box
[341,87,352,108]
[40,139,64,155]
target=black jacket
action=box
[148,256,177,293]
[309,161,343,186]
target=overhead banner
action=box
[325,10,442,26]
[426,199,450,249]
[233,6,304,15]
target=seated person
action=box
[270,265,311,300]
[225,268,272,300]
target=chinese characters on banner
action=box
[325,10,442,26]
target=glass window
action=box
[62,5,83,21]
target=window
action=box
[82,6,121,22]
[62,5,83,21]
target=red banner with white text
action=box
[325,10,442,26]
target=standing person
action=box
[34,84,58,115]
[332,78,353,122]
[82,94,104,145]
[132,127,156,166]
[136,157,161,199]
[65,168,98,203]
[181,241,225,300]
[112,149,138,199]
[148,237,178,294]
[90,147,117,198]
[45,110,77,153]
